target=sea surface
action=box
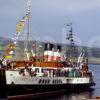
[1,64,100,100]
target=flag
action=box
[15,14,28,33]
[5,14,29,60]
[16,21,25,33]
[5,55,12,59]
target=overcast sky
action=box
[0,0,100,47]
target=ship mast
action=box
[24,0,31,60]
[66,23,75,61]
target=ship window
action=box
[39,80,51,84]
[53,80,54,83]
[35,68,39,72]
[45,80,47,84]
[39,80,41,83]
[48,80,50,83]
[58,80,60,83]
[66,79,69,83]
[58,80,61,84]
[42,69,44,73]
[53,80,55,84]
[40,80,43,84]
[43,80,45,83]
[53,80,61,84]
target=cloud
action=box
[32,0,100,13]
[63,0,100,12]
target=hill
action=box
[0,37,100,64]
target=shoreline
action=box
[88,57,100,65]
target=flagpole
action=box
[24,0,31,60]
[35,40,37,62]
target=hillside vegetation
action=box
[0,37,100,64]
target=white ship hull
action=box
[6,70,90,85]
[4,70,95,97]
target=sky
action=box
[0,0,100,47]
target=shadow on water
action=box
[7,88,95,100]
[35,88,95,100]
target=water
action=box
[89,64,100,96]
[0,64,100,100]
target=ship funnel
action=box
[54,45,63,61]
[57,45,62,52]
[44,43,55,61]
